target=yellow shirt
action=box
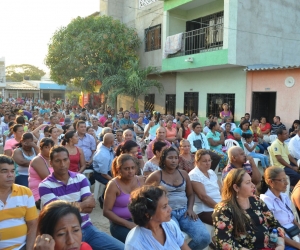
[270,139,290,168]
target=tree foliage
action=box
[45,15,141,91]
[6,64,46,82]
[101,60,163,106]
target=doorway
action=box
[252,92,276,123]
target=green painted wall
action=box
[188,1,224,20]
[164,0,193,11]
[175,67,246,122]
[162,49,228,72]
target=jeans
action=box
[15,175,28,187]
[94,170,111,185]
[82,224,124,250]
[284,167,300,186]
[248,152,269,168]
[257,142,269,153]
[171,208,210,250]
[110,219,132,243]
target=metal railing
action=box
[169,22,224,58]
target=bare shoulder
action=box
[145,170,161,184]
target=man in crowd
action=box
[187,122,221,171]
[222,146,261,185]
[39,146,124,250]
[269,128,300,186]
[75,120,96,169]
[49,115,62,129]
[0,155,38,250]
[91,117,103,139]
[120,110,134,131]
[288,127,300,161]
[244,113,251,124]
[271,116,286,135]
[139,111,149,124]
[93,133,115,208]
[146,127,171,159]
[129,106,139,122]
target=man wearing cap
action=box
[64,117,72,125]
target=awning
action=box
[5,82,39,90]
[245,64,300,71]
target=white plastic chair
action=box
[83,169,93,177]
[284,176,290,197]
[224,139,240,150]
[214,164,220,175]
[269,135,277,144]
[94,180,106,202]
[267,147,274,166]
[241,138,261,167]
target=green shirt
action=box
[206,131,222,150]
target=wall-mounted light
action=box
[185,57,193,63]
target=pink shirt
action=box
[28,155,54,201]
[4,138,18,151]
[99,116,107,126]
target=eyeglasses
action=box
[272,178,289,183]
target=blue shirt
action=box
[93,144,114,174]
[120,118,134,130]
[75,133,96,161]
[125,220,184,250]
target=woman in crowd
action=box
[219,103,233,121]
[143,111,162,141]
[260,166,300,249]
[134,116,145,139]
[250,118,269,153]
[61,131,86,173]
[29,138,54,208]
[178,139,195,173]
[16,115,28,132]
[146,147,210,250]
[113,113,123,131]
[125,185,190,250]
[213,168,285,250]
[177,117,191,140]
[206,122,228,170]
[48,126,62,146]
[259,116,272,143]
[189,149,221,226]
[242,133,270,169]
[143,141,167,176]
[103,154,145,243]
[12,132,39,187]
[33,200,92,250]
[165,117,178,146]
[233,120,252,148]
[289,120,300,138]
[86,126,100,145]
[4,124,24,156]
[222,122,235,140]
[43,112,50,124]
[99,110,109,126]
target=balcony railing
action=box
[169,22,224,58]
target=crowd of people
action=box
[1,98,300,249]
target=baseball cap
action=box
[64,118,71,124]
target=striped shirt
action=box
[271,122,286,135]
[39,171,92,228]
[0,184,38,250]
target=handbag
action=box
[284,224,300,238]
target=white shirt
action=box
[187,131,210,153]
[93,126,103,139]
[221,122,236,132]
[188,168,221,214]
[288,134,300,159]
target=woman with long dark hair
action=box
[177,117,191,140]
[143,111,162,141]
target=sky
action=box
[0,0,99,71]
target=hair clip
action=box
[146,198,153,202]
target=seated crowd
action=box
[1,98,300,250]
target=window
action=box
[145,25,161,52]
[184,92,199,117]
[144,94,155,113]
[206,93,235,120]
[139,0,156,9]
[165,94,176,115]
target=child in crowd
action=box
[242,133,269,169]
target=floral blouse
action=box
[212,196,285,250]
[178,154,195,173]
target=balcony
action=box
[169,21,224,58]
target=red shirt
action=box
[81,242,92,250]
[183,127,191,139]
[259,123,271,132]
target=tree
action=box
[101,60,163,107]
[45,15,140,92]
[6,64,46,82]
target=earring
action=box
[236,192,239,199]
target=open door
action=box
[252,92,276,123]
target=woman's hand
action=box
[34,234,55,250]
[185,208,198,221]
[126,221,136,229]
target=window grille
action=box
[206,93,235,120]
[165,94,176,115]
[184,92,199,117]
[139,0,156,9]
[144,94,155,113]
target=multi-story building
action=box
[162,0,300,125]
[100,0,176,114]
[101,0,300,126]
[0,57,6,97]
